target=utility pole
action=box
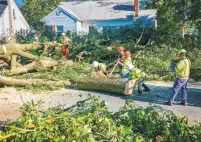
[7,0,15,43]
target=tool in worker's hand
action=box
[107,60,119,79]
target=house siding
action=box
[43,8,76,33]
[0,1,29,39]
[93,20,133,27]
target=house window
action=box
[13,9,16,20]
[89,26,95,32]
[20,28,23,35]
[56,26,64,33]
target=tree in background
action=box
[20,0,62,37]
[147,0,201,43]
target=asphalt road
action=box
[0,81,200,124]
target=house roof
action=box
[59,0,156,21]
[0,4,7,16]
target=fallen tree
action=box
[0,75,71,87]
[0,42,63,70]
[76,77,127,95]
[6,60,59,75]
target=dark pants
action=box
[138,77,150,94]
[169,78,188,103]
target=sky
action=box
[14,0,23,7]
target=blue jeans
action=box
[121,72,129,78]
[169,78,188,102]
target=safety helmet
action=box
[178,49,187,54]
[34,36,38,40]
[124,51,131,58]
[92,61,99,67]
[118,46,125,52]
[62,32,66,36]
[127,64,134,71]
[7,37,11,42]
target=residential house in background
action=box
[0,0,29,39]
[42,0,157,35]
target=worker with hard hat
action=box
[167,49,191,106]
[32,36,40,57]
[106,46,125,73]
[92,61,108,75]
[91,61,108,78]
[59,32,71,59]
[118,50,132,78]
[127,64,150,96]
[118,46,125,58]
[117,46,125,71]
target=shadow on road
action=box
[83,85,201,107]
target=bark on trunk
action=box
[0,43,37,63]
[0,75,71,87]
[11,55,17,70]
[8,60,59,75]
[76,77,127,95]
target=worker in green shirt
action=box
[92,61,108,75]
[32,36,40,57]
[167,49,191,106]
[118,51,132,78]
[127,64,150,95]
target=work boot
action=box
[143,88,151,92]
[166,101,172,106]
[181,101,187,106]
[138,93,142,96]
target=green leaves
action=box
[1,97,200,142]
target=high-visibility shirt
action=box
[59,36,70,45]
[32,41,40,57]
[128,68,146,80]
[94,63,106,72]
[175,58,191,79]
[122,57,132,73]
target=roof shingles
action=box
[0,4,7,16]
[59,0,135,21]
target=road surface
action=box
[0,81,200,124]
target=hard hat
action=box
[34,36,38,40]
[127,64,134,71]
[7,37,11,41]
[124,51,131,58]
[62,32,66,36]
[92,61,99,67]
[178,49,187,54]
[118,46,125,52]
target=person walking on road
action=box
[167,49,191,106]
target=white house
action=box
[0,0,29,39]
[42,0,156,34]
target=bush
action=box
[0,97,200,142]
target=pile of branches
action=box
[0,97,201,142]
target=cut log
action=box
[8,60,59,75]
[0,75,71,87]
[11,55,17,70]
[0,43,37,64]
[76,77,127,95]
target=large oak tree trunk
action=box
[8,60,59,75]
[76,77,127,95]
[0,75,71,87]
